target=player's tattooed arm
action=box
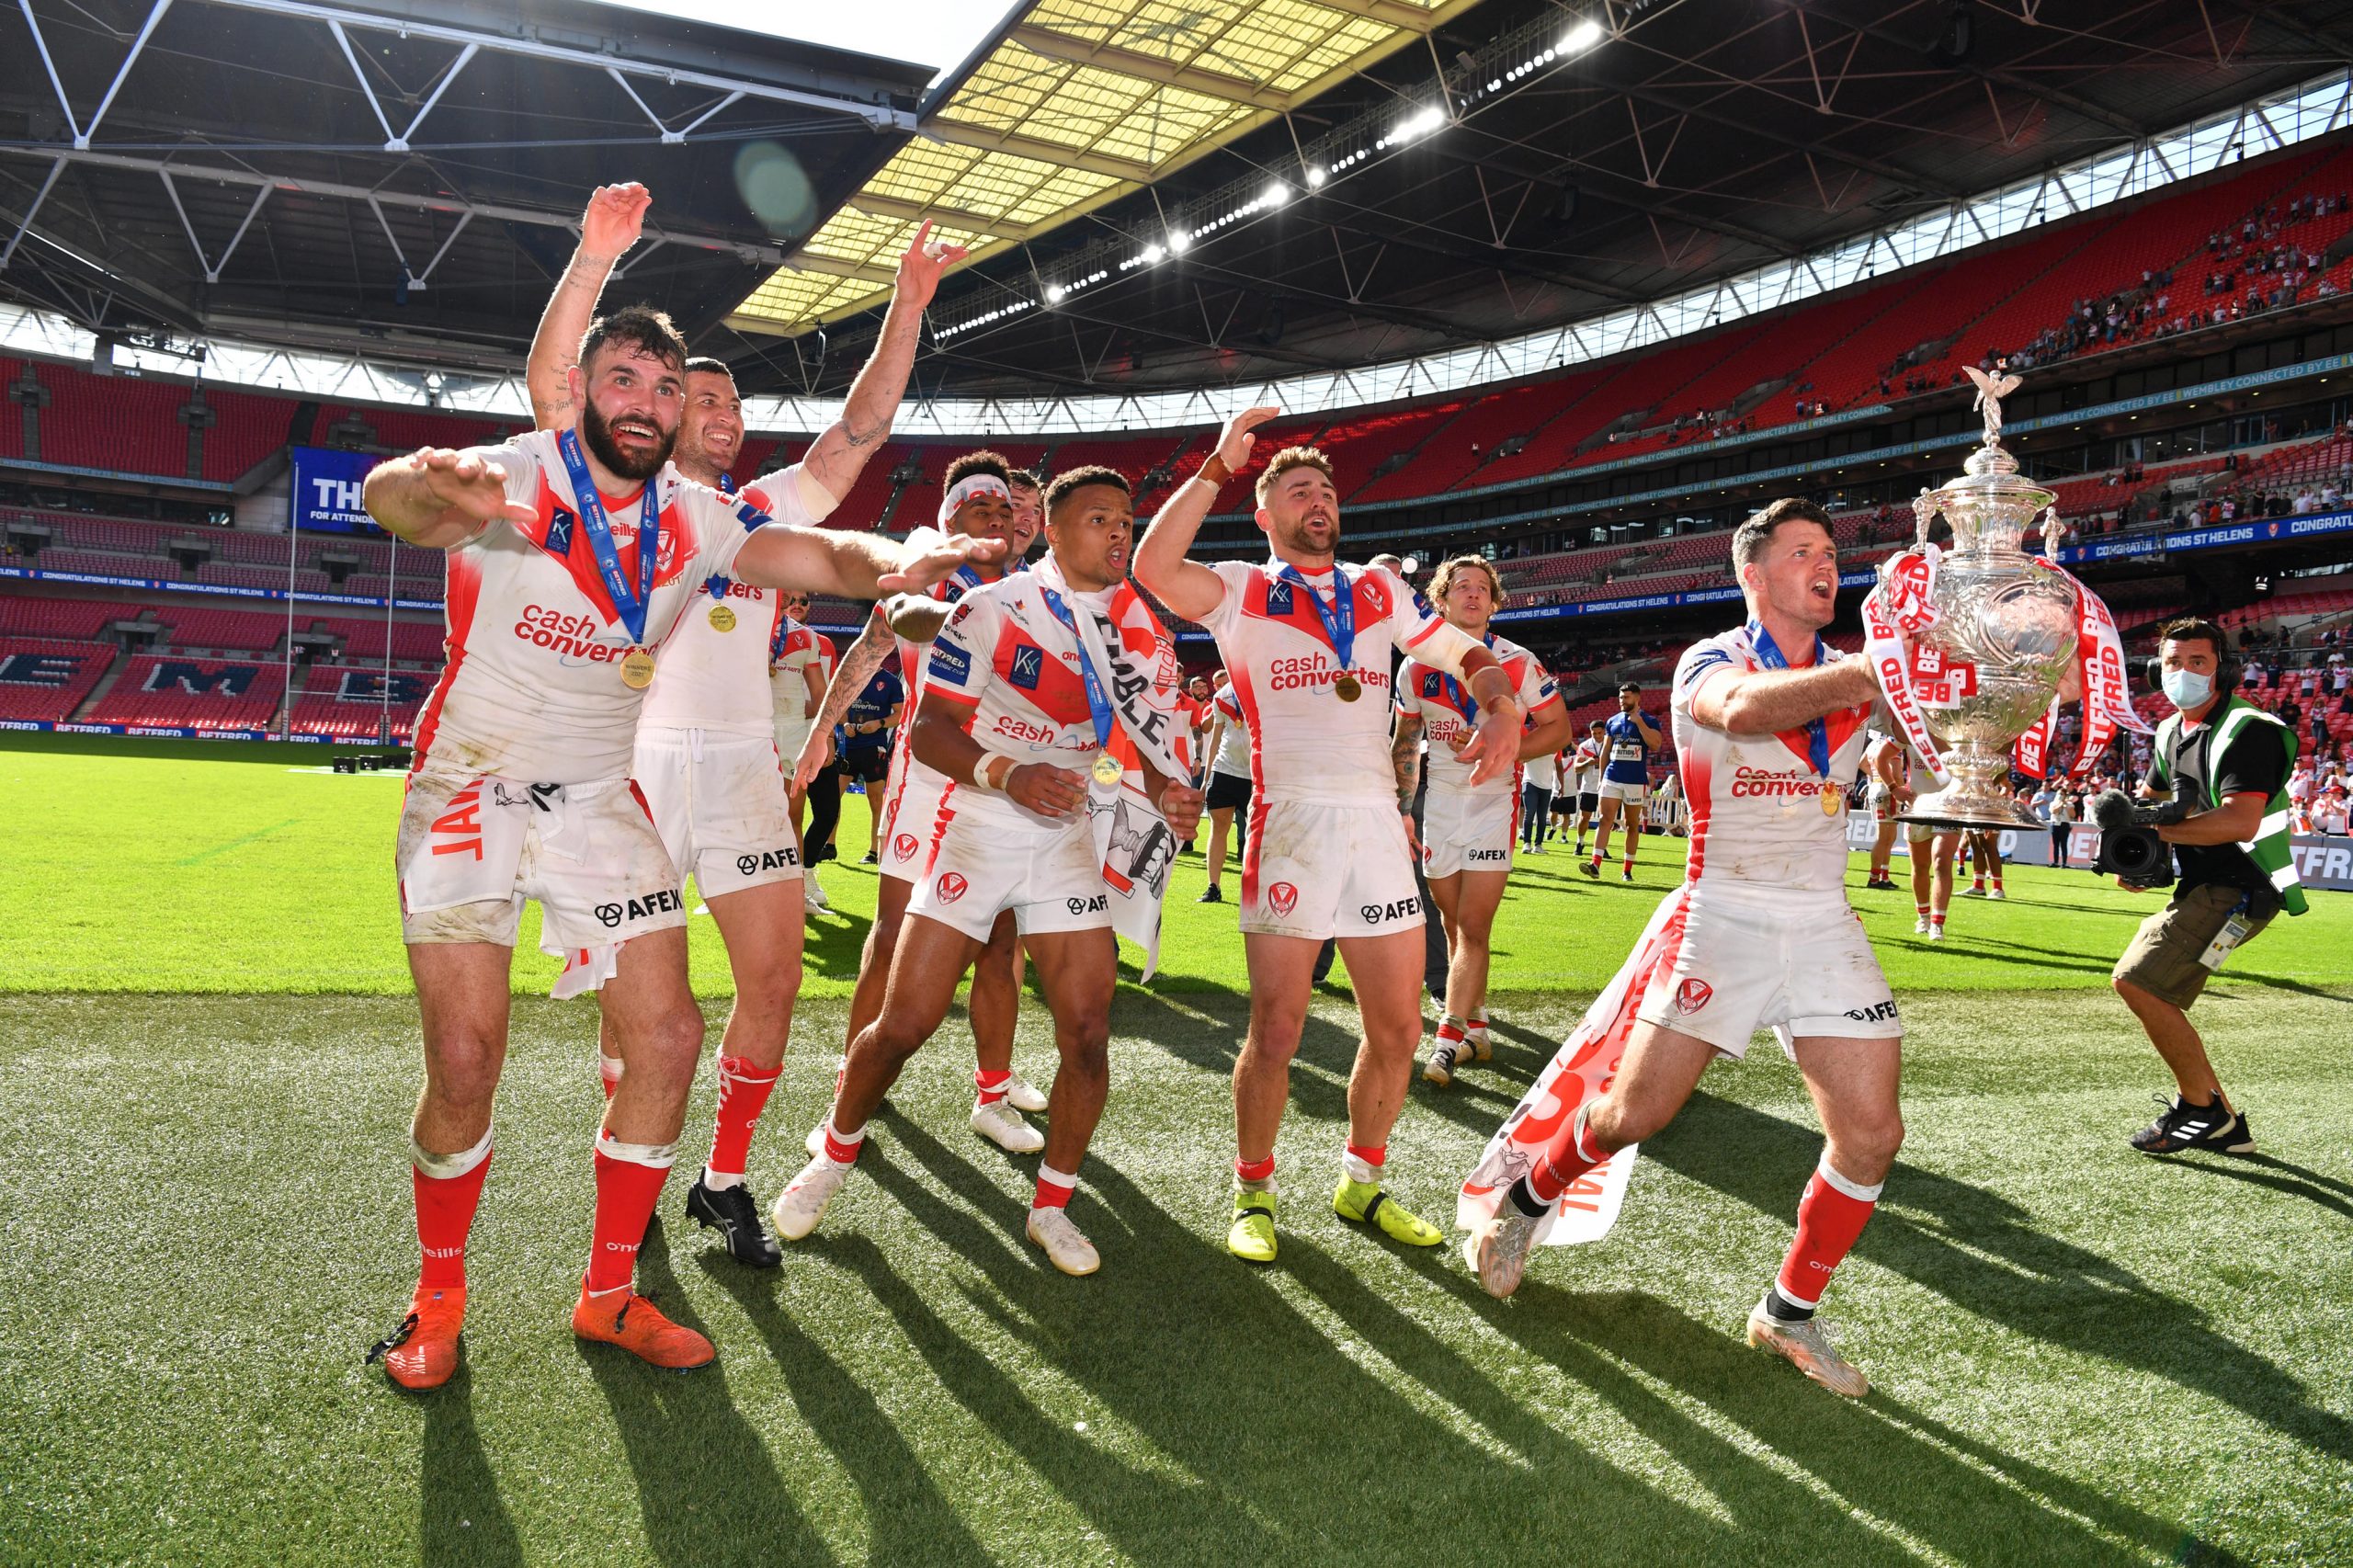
[734,520,1002,601]
[1134,405,1280,620]
[526,184,649,431]
[363,448,534,551]
[791,613,892,791]
[881,595,952,643]
[1391,710,1424,812]
[801,222,968,503]
[1693,656,1880,734]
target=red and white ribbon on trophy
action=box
[2012,560,2150,779]
[1862,545,1949,784]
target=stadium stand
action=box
[89,654,289,731]
[0,637,113,722]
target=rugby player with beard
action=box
[358,189,994,1389]
[1136,408,1526,1265]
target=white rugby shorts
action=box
[1599,778,1648,805]
[396,767,685,952]
[1241,799,1425,940]
[1628,879,1900,1059]
[879,762,953,886]
[772,718,813,781]
[1420,785,1518,879]
[904,805,1112,942]
[633,728,801,899]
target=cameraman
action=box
[2109,619,2308,1156]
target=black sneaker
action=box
[2129,1096,2256,1155]
[860,850,879,865]
[1864,874,1898,891]
[1197,884,1222,903]
[685,1176,783,1267]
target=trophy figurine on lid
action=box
[1863,360,2149,829]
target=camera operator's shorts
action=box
[2112,882,2276,1009]
[904,808,1111,943]
[1421,785,1517,879]
[1242,800,1423,940]
[1629,880,1901,1059]
[396,767,684,956]
[634,728,801,898]
[1575,790,1599,814]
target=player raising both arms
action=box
[522,185,952,1268]
[793,452,1047,1157]
[1585,682,1662,881]
[1136,409,1526,1265]
[1464,498,1904,1400]
[774,467,1202,1273]
[361,246,994,1388]
[1395,555,1569,1087]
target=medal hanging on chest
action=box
[1820,782,1844,816]
[708,602,737,633]
[1040,585,1124,790]
[1280,563,1359,702]
[555,427,662,687]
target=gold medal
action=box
[708,603,737,632]
[1821,781,1844,816]
[1333,673,1362,702]
[620,648,656,689]
[1091,751,1125,787]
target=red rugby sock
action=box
[412,1134,492,1290]
[974,1067,1011,1107]
[706,1055,779,1182]
[1774,1159,1882,1310]
[1525,1107,1605,1205]
[585,1134,675,1294]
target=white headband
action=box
[939,473,1011,526]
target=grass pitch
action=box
[3,735,2349,1567]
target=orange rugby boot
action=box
[368,1283,467,1392]
[571,1284,715,1371]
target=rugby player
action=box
[793,452,1048,1156]
[770,591,829,912]
[1585,682,1662,881]
[772,467,1203,1273]
[1395,556,1568,1088]
[1901,747,1961,940]
[1468,498,1905,1400]
[1135,408,1527,1265]
[1961,828,2006,900]
[1567,719,1605,856]
[361,218,995,1386]
[1860,730,1904,890]
[522,187,938,1268]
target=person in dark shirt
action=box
[2110,619,2306,1157]
[837,664,904,862]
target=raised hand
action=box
[1216,406,1282,472]
[409,447,535,529]
[894,220,969,308]
[1007,763,1089,822]
[580,183,651,266]
[880,531,1006,596]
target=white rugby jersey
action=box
[885,564,1007,801]
[1567,738,1602,791]
[1209,685,1251,778]
[768,619,823,733]
[641,471,816,737]
[1396,630,1561,795]
[412,429,758,783]
[1673,623,1875,893]
[922,573,1117,831]
[1199,559,1473,806]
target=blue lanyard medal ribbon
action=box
[555,427,662,687]
[1040,586,1127,787]
[1748,620,1844,816]
[1279,564,1360,700]
[1441,631,1495,727]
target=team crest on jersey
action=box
[892,832,919,861]
[936,871,969,903]
[1267,881,1299,916]
[1672,978,1713,1016]
[1009,643,1045,689]
[948,600,976,627]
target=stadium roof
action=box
[723,0,1482,338]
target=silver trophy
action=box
[1891,365,2080,829]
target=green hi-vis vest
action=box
[2150,696,2309,916]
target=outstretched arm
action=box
[1693,659,1879,734]
[794,223,967,506]
[1133,406,1280,621]
[733,523,1004,602]
[527,184,649,431]
[362,448,535,551]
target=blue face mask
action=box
[2162,666,2214,710]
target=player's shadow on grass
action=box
[1467,1279,2242,1568]
[861,1114,1939,1565]
[416,1362,524,1568]
[577,1223,840,1568]
[801,911,877,983]
[2165,1151,2353,1222]
[1656,1091,2353,1465]
[1104,987,1357,1124]
[699,1253,995,1568]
